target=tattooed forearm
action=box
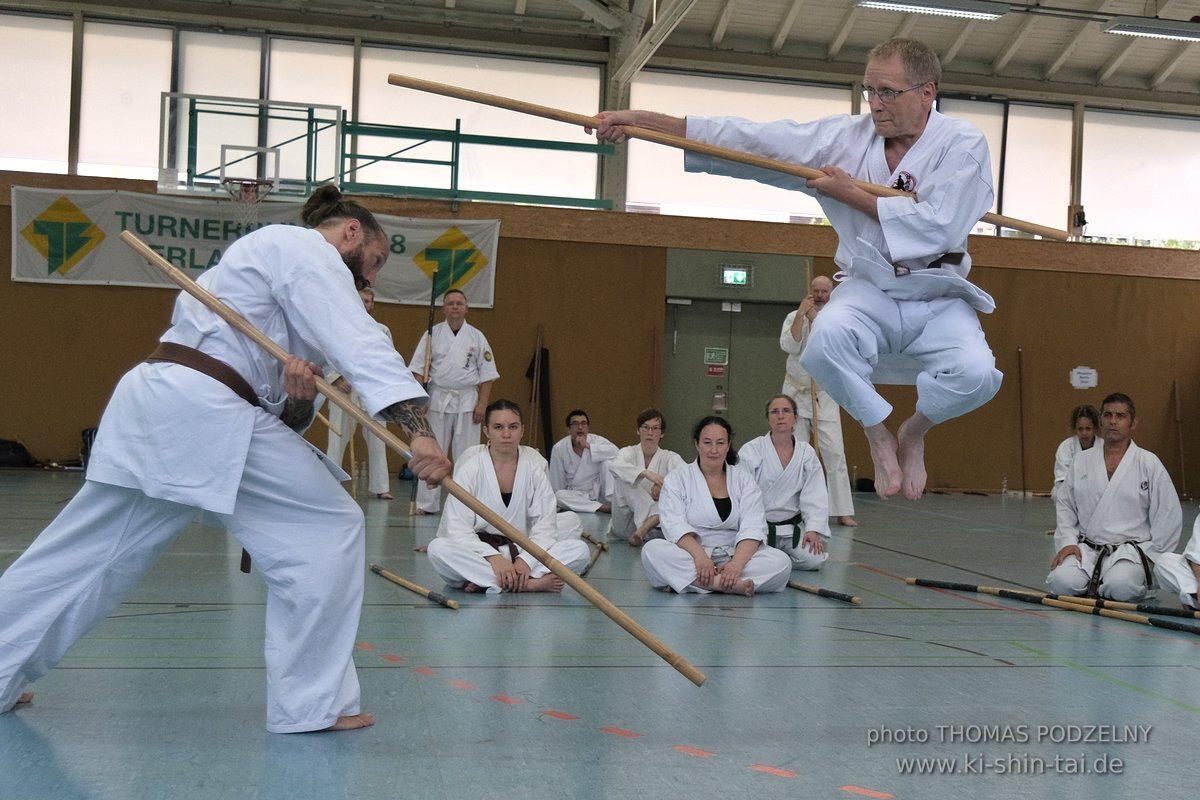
[380,399,435,439]
[280,398,315,431]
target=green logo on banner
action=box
[21,197,106,275]
[415,226,489,296]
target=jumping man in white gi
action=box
[1049,393,1181,602]
[590,37,1003,502]
[409,288,499,514]
[0,186,451,731]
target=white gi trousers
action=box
[792,414,854,517]
[800,279,1002,428]
[1046,543,1152,602]
[1154,555,1200,609]
[0,414,366,733]
[769,526,830,572]
[640,540,791,594]
[326,390,390,495]
[415,402,479,512]
[426,538,590,593]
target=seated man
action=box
[738,395,831,571]
[1154,517,1200,609]
[549,409,619,513]
[1048,393,1181,601]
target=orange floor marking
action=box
[491,695,523,705]
[840,785,894,799]
[543,710,578,721]
[673,745,716,758]
[600,727,641,739]
[750,765,797,777]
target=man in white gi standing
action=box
[1049,393,1180,601]
[781,275,856,526]
[409,288,499,514]
[0,185,451,731]
[549,409,619,513]
[591,37,1003,502]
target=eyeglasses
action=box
[638,425,663,433]
[568,420,589,428]
[862,83,927,103]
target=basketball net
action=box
[222,178,274,232]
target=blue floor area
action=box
[2,470,1198,799]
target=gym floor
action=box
[2,469,1197,800]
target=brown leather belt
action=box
[145,341,258,574]
[146,342,259,407]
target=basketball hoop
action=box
[222,177,274,232]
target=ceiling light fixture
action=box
[1102,15,1200,42]
[856,0,1009,21]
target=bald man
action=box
[780,275,856,527]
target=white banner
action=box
[10,187,499,307]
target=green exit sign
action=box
[719,264,751,287]
[704,347,728,365]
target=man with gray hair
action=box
[591,38,1002,502]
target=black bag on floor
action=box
[0,439,33,468]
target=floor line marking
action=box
[839,785,895,799]
[749,764,797,777]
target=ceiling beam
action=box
[610,0,699,85]
[562,0,625,30]
[1150,42,1191,90]
[991,14,1036,74]
[711,0,737,48]
[827,5,859,60]
[770,0,804,55]
[941,20,976,68]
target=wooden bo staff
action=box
[907,578,1200,635]
[787,579,862,606]
[578,538,603,578]
[370,563,459,609]
[581,531,609,552]
[411,268,439,516]
[386,73,1069,242]
[120,230,706,687]
[908,576,1200,621]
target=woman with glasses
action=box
[640,416,791,596]
[607,408,686,546]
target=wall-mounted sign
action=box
[707,364,725,377]
[704,347,728,365]
[1070,366,1098,389]
[718,263,752,287]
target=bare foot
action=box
[897,413,933,501]
[324,712,375,731]
[837,516,858,527]
[16,691,33,705]
[413,544,428,553]
[864,423,902,499]
[376,492,394,500]
[411,508,429,516]
[704,578,755,597]
[627,532,645,547]
[463,582,484,593]
[597,504,612,514]
[629,515,658,547]
[525,574,565,593]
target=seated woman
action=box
[738,395,831,571]
[1052,405,1099,502]
[427,399,589,593]
[641,416,792,596]
[608,408,686,547]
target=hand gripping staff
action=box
[120,230,706,687]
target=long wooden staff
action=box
[370,563,459,609]
[121,231,705,687]
[907,577,1200,620]
[387,73,1069,242]
[907,578,1200,634]
[529,325,543,451]
[410,269,439,516]
[787,579,862,606]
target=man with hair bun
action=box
[0,184,451,732]
[591,37,1003,503]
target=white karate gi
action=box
[1154,517,1200,609]
[686,112,1003,427]
[325,320,394,496]
[780,309,854,516]
[1049,442,1181,601]
[409,320,499,512]
[641,462,792,594]
[427,449,589,593]
[0,225,427,731]
[607,444,686,539]
[433,444,582,542]
[549,434,620,512]
[1051,435,1089,503]
[738,434,830,571]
